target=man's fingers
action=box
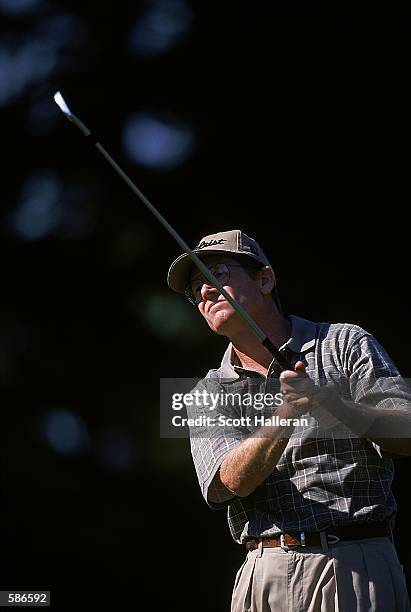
[280,362,320,403]
[280,374,312,393]
[294,361,306,374]
[281,379,316,399]
[279,361,307,384]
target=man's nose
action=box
[201,282,219,301]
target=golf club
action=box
[53,91,292,370]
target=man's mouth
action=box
[207,299,226,314]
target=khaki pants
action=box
[231,537,411,612]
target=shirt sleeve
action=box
[186,374,250,509]
[347,331,410,400]
[346,330,411,448]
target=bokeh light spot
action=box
[8,171,97,241]
[135,290,210,346]
[9,171,62,240]
[123,112,195,169]
[40,408,90,456]
[128,0,193,58]
[0,41,57,107]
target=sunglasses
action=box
[184,261,262,306]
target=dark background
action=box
[0,2,409,609]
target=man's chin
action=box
[207,308,236,334]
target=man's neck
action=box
[231,313,291,374]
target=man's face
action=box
[188,254,267,336]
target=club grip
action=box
[262,337,293,370]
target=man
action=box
[167,229,411,611]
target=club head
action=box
[54,91,72,117]
[53,91,91,137]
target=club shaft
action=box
[96,141,256,315]
[55,93,292,369]
[94,142,291,370]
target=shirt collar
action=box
[285,315,317,353]
[219,315,317,380]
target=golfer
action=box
[167,229,411,612]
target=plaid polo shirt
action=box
[187,315,411,543]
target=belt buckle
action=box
[280,531,306,550]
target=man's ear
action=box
[258,266,275,295]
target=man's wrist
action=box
[313,385,374,437]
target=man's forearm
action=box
[218,364,311,498]
[315,387,411,455]
[219,407,294,498]
[219,432,288,498]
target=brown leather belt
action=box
[245,522,391,551]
